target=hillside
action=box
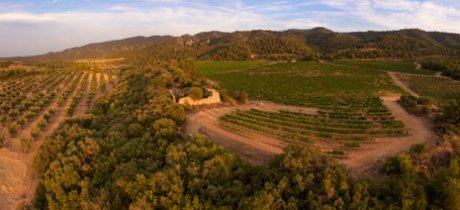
[21,27,460,61]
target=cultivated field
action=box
[191,60,438,172]
[396,73,460,106]
[0,68,116,209]
[198,61,403,107]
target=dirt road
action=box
[387,71,419,97]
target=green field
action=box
[397,74,460,106]
[195,60,269,76]
[333,60,434,75]
[196,61,403,108]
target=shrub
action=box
[20,137,32,153]
[382,154,415,176]
[37,119,47,130]
[31,128,40,140]
[17,118,26,127]
[411,144,426,154]
[43,113,51,122]
[8,123,18,136]
[0,134,5,147]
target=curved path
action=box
[185,101,317,165]
[185,98,437,173]
[387,71,419,97]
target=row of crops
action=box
[0,69,112,146]
[396,74,460,106]
[196,61,403,108]
[219,97,407,150]
[197,61,414,153]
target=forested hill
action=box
[25,27,460,61]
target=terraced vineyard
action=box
[219,97,407,151]
[396,74,460,106]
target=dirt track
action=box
[185,98,437,172]
[387,71,419,97]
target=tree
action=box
[127,123,144,138]
[188,87,203,100]
[440,100,460,134]
[382,154,415,176]
[153,118,176,140]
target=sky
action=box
[1,0,460,57]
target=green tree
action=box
[382,154,415,176]
[440,99,460,134]
[188,87,203,100]
[153,118,176,140]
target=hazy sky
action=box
[1,0,460,57]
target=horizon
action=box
[1,0,460,57]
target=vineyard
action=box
[219,97,407,154]
[196,61,403,108]
[396,74,460,106]
[333,60,434,74]
[0,69,116,149]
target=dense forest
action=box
[19,51,460,210]
[419,56,460,79]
